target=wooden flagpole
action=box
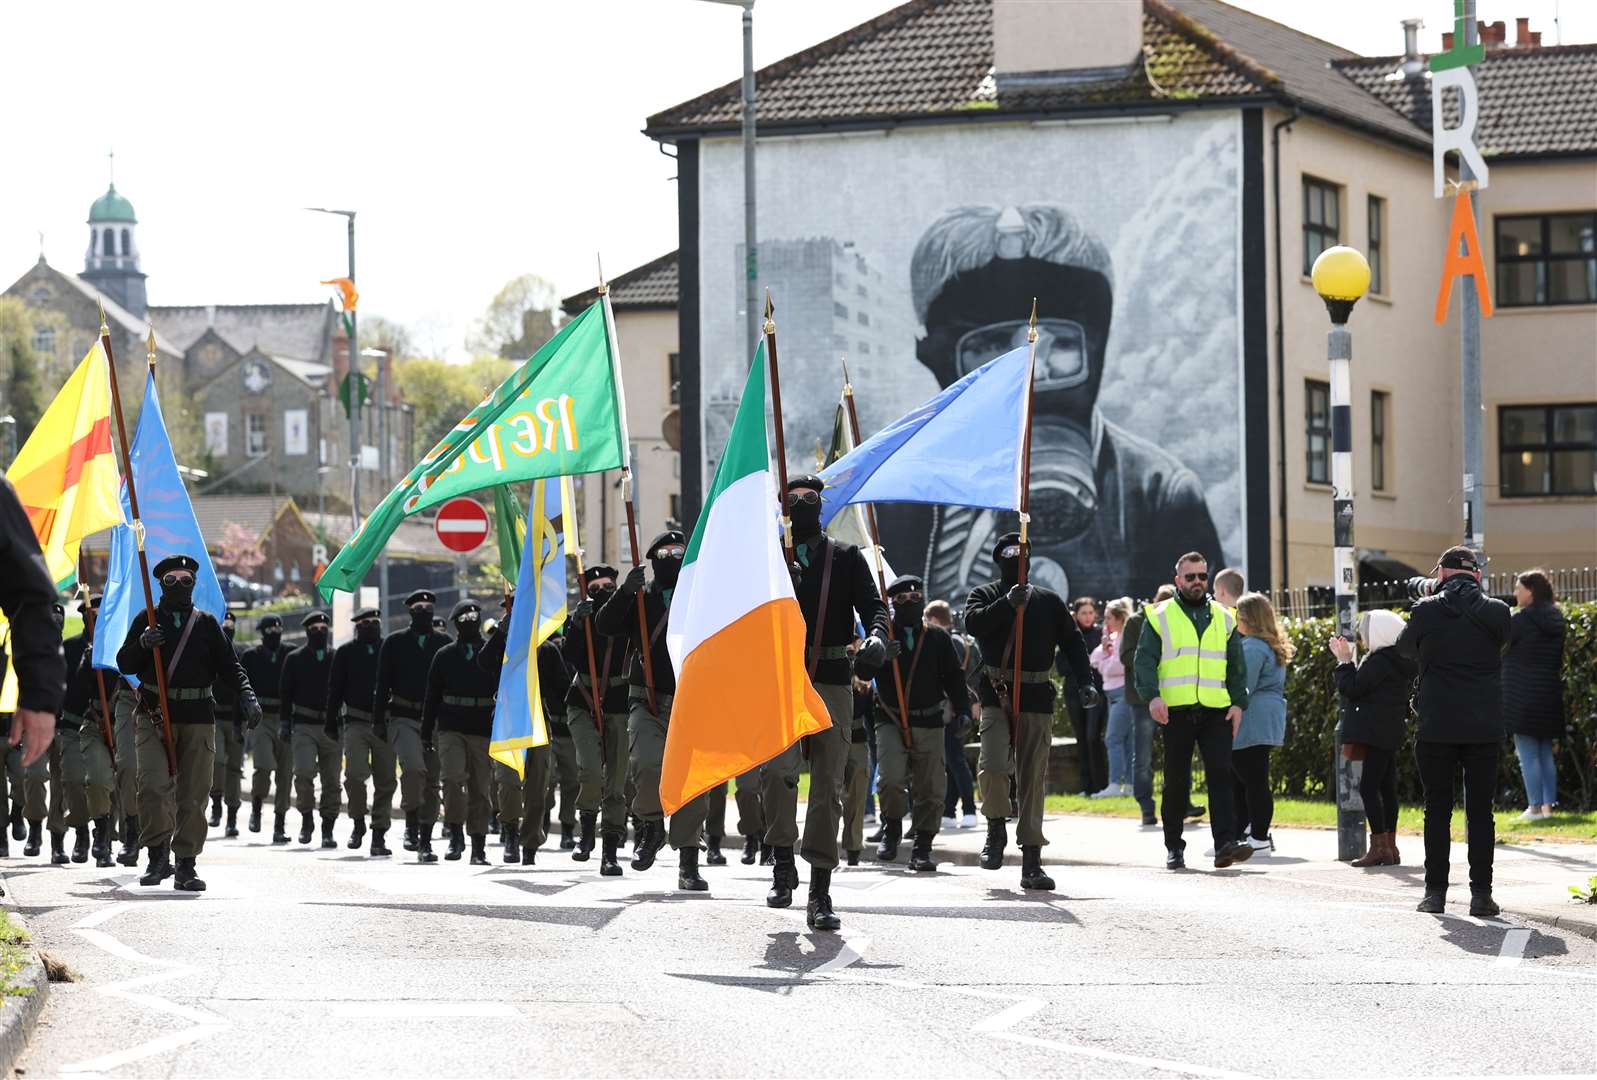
[77,549,117,772]
[569,502,606,757]
[1010,301,1039,728]
[763,292,796,564]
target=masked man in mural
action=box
[906,204,1223,603]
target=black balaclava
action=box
[452,601,483,644]
[409,602,434,631]
[787,478,824,542]
[355,609,382,644]
[160,576,195,612]
[222,615,236,643]
[260,616,283,651]
[304,616,330,650]
[992,532,1023,589]
[648,532,685,591]
[887,575,924,629]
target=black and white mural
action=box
[697,113,1245,604]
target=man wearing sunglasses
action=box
[763,475,894,932]
[373,590,451,862]
[563,565,630,874]
[1132,552,1253,871]
[241,613,292,843]
[327,606,396,857]
[596,530,711,891]
[965,533,1096,891]
[116,554,262,891]
[280,611,341,849]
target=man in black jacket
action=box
[280,611,340,848]
[72,594,120,867]
[208,610,244,838]
[374,590,451,861]
[241,614,291,842]
[538,631,577,852]
[327,606,394,857]
[564,566,629,874]
[117,554,262,890]
[424,599,498,865]
[965,532,1096,891]
[874,575,971,873]
[766,475,895,931]
[1396,546,1512,917]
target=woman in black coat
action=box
[1503,570,1566,820]
[1330,609,1415,867]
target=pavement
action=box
[3,810,1595,1079]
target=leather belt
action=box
[343,706,373,722]
[145,686,212,703]
[442,694,496,708]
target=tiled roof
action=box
[50,269,181,355]
[644,0,1429,148]
[79,494,290,555]
[562,251,679,315]
[1335,43,1597,158]
[150,302,334,363]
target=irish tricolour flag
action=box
[661,341,829,814]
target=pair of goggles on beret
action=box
[996,543,1023,560]
[785,489,821,507]
[651,545,686,560]
[956,318,1089,391]
[161,572,195,588]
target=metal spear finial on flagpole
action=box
[596,254,608,296]
[146,325,158,370]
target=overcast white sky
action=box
[3,0,1588,360]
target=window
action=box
[204,412,228,456]
[856,311,870,327]
[1499,404,1597,497]
[668,352,680,406]
[1371,390,1389,492]
[1303,177,1341,274]
[858,341,870,355]
[833,301,849,320]
[1305,379,1330,485]
[1496,213,1597,307]
[31,327,55,353]
[1367,196,1386,295]
[245,413,268,458]
[120,228,130,256]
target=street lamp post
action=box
[363,346,391,622]
[306,207,358,535]
[698,0,758,354]
[1311,244,1372,864]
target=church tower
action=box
[81,180,147,317]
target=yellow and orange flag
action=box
[5,342,124,589]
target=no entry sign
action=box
[434,497,490,553]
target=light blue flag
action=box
[92,373,226,682]
[490,476,571,776]
[817,345,1030,525]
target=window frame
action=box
[1494,211,1597,308]
[1367,194,1386,296]
[1305,378,1331,486]
[1497,402,1597,498]
[1302,176,1342,276]
[245,412,269,458]
[1370,389,1390,492]
[667,351,680,406]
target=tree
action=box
[467,274,560,360]
[215,520,266,579]
[360,315,414,362]
[394,356,518,453]
[0,298,44,455]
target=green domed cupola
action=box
[88,183,137,223]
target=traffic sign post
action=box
[434,497,490,554]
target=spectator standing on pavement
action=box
[1397,546,1511,917]
[927,600,980,830]
[1503,569,1565,821]
[1069,597,1107,797]
[1133,552,1254,871]
[1089,598,1134,798]
[1119,584,1175,827]
[1213,568,1245,612]
[1231,593,1292,853]
[1331,609,1414,867]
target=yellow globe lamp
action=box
[1310,245,1371,324]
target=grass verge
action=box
[0,911,36,1001]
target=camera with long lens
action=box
[1405,575,1441,600]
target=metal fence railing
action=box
[1269,566,1597,621]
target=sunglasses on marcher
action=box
[785,490,821,507]
[161,573,195,587]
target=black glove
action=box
[881,637,903,662]
[788,562,803,589]
[1079,684,1102,711]
[621,564,647,596]
[278,721,293,742]
[140,624,166,651]
[1005,584,1033,610]
[573,598,593,621]
[854,635,887,675]
[422,736,436,754]
[240,695,262,730]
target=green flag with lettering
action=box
[318,301,624,599]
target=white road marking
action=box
[813,925,871,975]
[1496,927,1533,968]
[971,997,1047,1032]
[329,1002,519,1018]
[989,1030,1263,1079]
[61,1025,227,1074]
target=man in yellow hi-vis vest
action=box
[1133,551,1253,871]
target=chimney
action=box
[992,0,1143,93]
[1514,17,1542,47]
[1443,30,1453,49]
[1398,18,1426,81]
[1480,19,1506,46]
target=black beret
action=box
[583,565,619,584]
[221,609,236,623]
[405,590,436,606]
[452,600,482,620]
[992,532,1022,561]
[887,574,924,596]
[258,614,283,631]
[787,474,824,493]
[432,617,448,629]
[51,602,64,616]
[647,531,686,558]
[153,554,200,578]
[352,607,381,621]
[302,611,331,628]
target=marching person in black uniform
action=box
[841,651,873,866]
[241,614,291,843]
[564,566,630,875]
[327,606,395,857]
[71,594,119,867]
[766,475,894,931]
[424,599,498,865]
[280,611,340,848]
[873,575,971,873]
[374,590,450,862]
[116,554,262,890]
[964,532,1096,891]
[209,609,244,838]
[596,530,709,891]
[538,629,576,853]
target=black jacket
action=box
[964,581,1091,713]
[423,635,498,740]
[240,642,289,709]
[477,625,573,734]
[792,535,889,687]
[327,637,382,728]
[1395,576,1512,743]
[1334,648,1416,751]
[596,580,674,695]
[212,640,242,721]
[561,609,629,714]
[60,639,96,730]
[116,604,255,725]
[0,477,66,714]
[373,626,452,727]
[875,622,971,728]
[279,644,332,730]
[1502,603,1567,739]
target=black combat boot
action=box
[572,812,596,862]
[469,834,489,866]
[403,811,419,851]
[50,830,69,865]
[807,866,841,932]
[72,825,91,863]
[24,820,42,857]
[298,813,314,845]
[489,811,500,838]
[846,849,861,866]
[523,837,536,865]
[416,826,439,864]
[92,816,114,867]
[678,846,708,891]
[444,823,466,861]
[559,823,575,850]
[741,835,759,865]
[909,832,938,873]
[0,830,8,858]
[370,827,391,858]
[347,816,366,850]
[767,846,798,909]
[8,803,23,841]
[138,843,172,886]
[225,806,239,838]
[599,834,623,877]
[117,814,140,865]
[248,798,263,833]
[876,817,902,862]
[980,818,1007,870]
[759,842,773,866]
[631,820,664,871]
[321,815,338,849]
[209,793,222,827]
[704,836,727,866]
[272,811,289,845]
[173,856,206,892]
[503,829,521,864]
[1019,846,1054,891]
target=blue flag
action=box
[817,345,1030,525]
[93,374,226,681]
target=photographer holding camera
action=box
[1397,546,1511,917]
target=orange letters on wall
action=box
[1434,190,1494,324]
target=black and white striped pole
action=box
[1311,244,1371,863]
